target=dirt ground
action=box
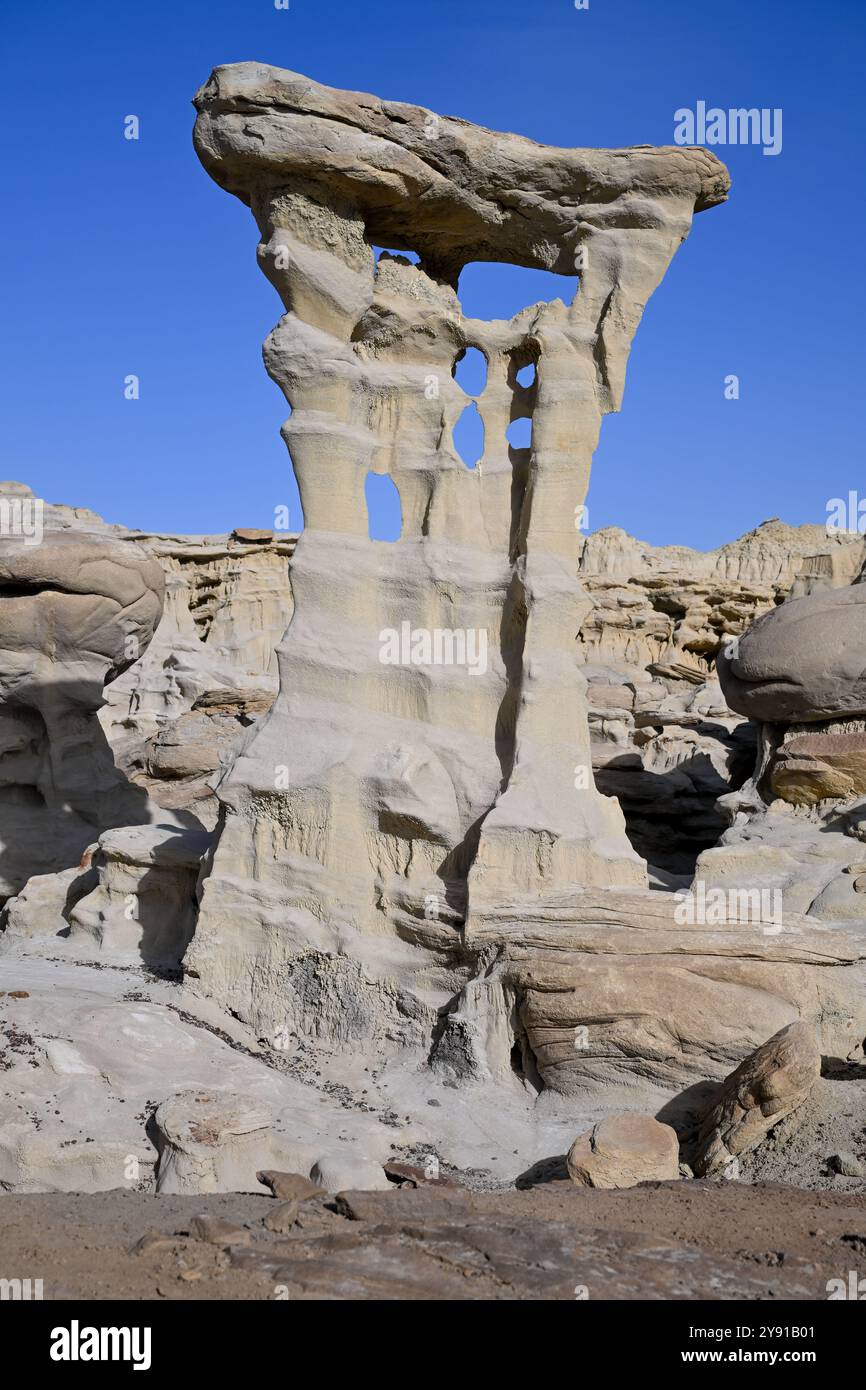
[1,1179,864,1301]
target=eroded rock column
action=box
[187,62,730,1040]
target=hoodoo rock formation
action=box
[186,63,754,1058]
[1,71,864,1201]
[180,67,866,1117]
[718,580,866,806]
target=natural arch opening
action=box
[456,263,579,320]
[365,471,402,541]
[453,403,484,470]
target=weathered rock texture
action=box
[99,531,295,825]
[152,1091,281,1194]
[3,70,865,1200]
[567,1112,680,1189]
[0,517,166,896]
[718,577,866,808]
[186,62,734,1050]
[3,491,865,1170]
[695,562,866,943]
[579,520,866,872]
[718,581,866,726]
[66,825,212,970]
[0,483,297,831]
[692,1021,821,1176]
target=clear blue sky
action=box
[2,0,864,547]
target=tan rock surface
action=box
[579,521,866,872]
[567,1112,680,1188]
[718,580,866,725]
[692,1021,822,1176]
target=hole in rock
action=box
[453,403,484,469]
[516,362,536,388]
[453,347,488,397]
[508,1030,544,1095]
[457,263,578,321]
[374,246,421,266]
[506,417,532,450]
[365,471,402,541]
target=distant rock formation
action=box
[718,578,866,806]
[580,521,866,870]
[0,496,165,894]
[99,530,295,826]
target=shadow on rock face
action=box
[0,678,163,899]
[657,1081,725,1171]
[0,529,203,903]
[595,738,756,878]
[62,823,211,974]
[515,1154,569,1189]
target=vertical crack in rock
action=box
[187,62,730,1044]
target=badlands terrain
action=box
[0,65,864,1300]
[1,481,863,1298]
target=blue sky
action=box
[2,0,864,547]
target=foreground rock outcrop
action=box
[2,1182,863,1300]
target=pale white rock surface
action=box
[179,66,864,1121]
[185,62,730,1064]
[0,942,403,1194]
[152,1091,280,1194]
[65,825,212,970]
[309,1151,391,1194]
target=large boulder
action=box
[152,1091,280,1194]
[717,583,866,725]
[567,1113,680,1189]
